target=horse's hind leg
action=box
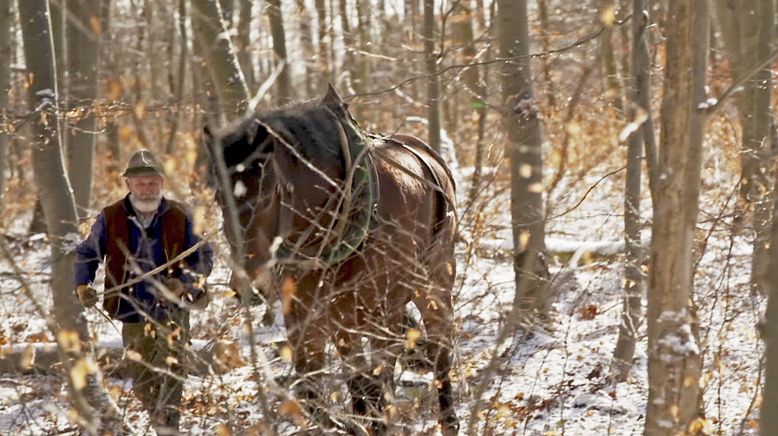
[415,281,459,434]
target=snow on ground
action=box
[0,158,765,435]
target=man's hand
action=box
[160,277,186,299]
[76,285,98,308]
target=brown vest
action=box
[102,198,187,318]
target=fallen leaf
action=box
[281,277,296,315]
[57,330,81,353]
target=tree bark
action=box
[761,119,778,436]
[645,1,709,434]
[192,0,250,119]
[315,0,329,90]
[65,0,102,220]
[497,0,550,323]
[612,0,655,380]
[297,0,315,96]
[713,0,776,295]
[237,0,255,91]
[458,0,490,204]
[0,0,10,211]
[265,0,292,103]
[743,0,775,296]
[354,0,371,96]
[17,0,96,430]
[423,0,441,152]
[598,0,625,112]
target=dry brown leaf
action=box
[281,277,296,315]
[214,340,247,372]
[57,330,81,353]
[214,423,232,436]
[70,357,98,391]
[405,328,422,350]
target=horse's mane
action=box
[254,99,347,166]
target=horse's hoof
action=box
[440,416,459,436]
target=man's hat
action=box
[122,149,164,177]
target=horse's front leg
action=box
[286,309,337,431]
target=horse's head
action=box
[203,116,283,295]
[204,85,357,296]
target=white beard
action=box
[130,193,162,214]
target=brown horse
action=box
[205,86,458,434]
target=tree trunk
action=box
[537,0,557,110]
[315,0,329,90]
[19,0,88,340]
[713,0,776,295]
[237,0,255,91]
[645,1,709,434]
[65,0,102,220]
[404,0,420,100]
[0,0,10,210]
[17,0,96,430]
[265,0,292,103]
[761,125,778,436]
[164,0,189,154]
[297,0,315,96]
[219,0,235,24]
[423,0,441,153]
[458,0,490,204]
[354,0,371,95]
[612,0,655,380]
[192,0,250,119]
[748,0,776,298]
[497,0,550,323]
[598,0,625,112]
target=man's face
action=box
[126,175,164,201]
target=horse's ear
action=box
[322,84,344,110]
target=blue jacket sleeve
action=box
[73,213,107,287]
[179,216,214,284]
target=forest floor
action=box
[0,154,764,435]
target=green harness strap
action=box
[276,115,376,269]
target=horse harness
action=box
[253,114,453,272]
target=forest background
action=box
[0,0,777,435]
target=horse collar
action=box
[276,115,377,270]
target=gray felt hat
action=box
[122,149,164,177]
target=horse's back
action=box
[370,134,457,267]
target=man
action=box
[73,149,213,434]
